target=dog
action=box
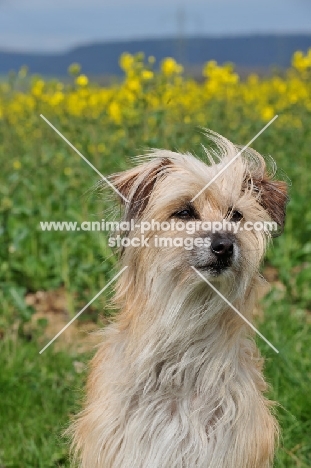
[69,131,288,467]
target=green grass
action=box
[260,292,311,467]
[0,334,87,467]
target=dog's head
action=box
[109,131,288,296]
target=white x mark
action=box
[192,266,279,353]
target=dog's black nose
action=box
[211,234,234,258]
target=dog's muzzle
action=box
[194,232,236,275]
[210,233,234,260]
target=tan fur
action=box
[68,130,287,467]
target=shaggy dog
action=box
[69,131,287,467]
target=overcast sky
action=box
[0,0,310,53]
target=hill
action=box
[1,34,311,76]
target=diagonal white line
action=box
[40,114,129,203]
[191,266,279,353]
[191,115,278,202]
[39,266,128,354]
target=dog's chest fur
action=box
[78,301,276,468]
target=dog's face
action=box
[110,134,287,296]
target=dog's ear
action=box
[244,154,288,235]
[255,176,288,233]
[110,158,171,220]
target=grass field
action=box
[0,52,311,467]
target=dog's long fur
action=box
[69,131,287,468]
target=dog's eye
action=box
[227,208,243,222]
[173,205,198,220]
[174,209,193,219]
[230,210,243,222]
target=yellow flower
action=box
[161,58,183,76]
[261,106,274,121]
[31,79,45,96]
[126,78,141,93]
[75,75,89,87]
[141,70,154,80]
[108,101,121,123]
[148,56,156,64]
[49,91,64,106]
[119,53,134,72]
[202,60,218,78]
[13,160,21,170]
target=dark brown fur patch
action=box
[255,176,288,233]
[111,158,171,220]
